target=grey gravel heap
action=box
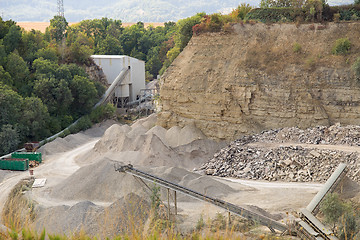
[200,124,360,183]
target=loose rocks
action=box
[201,124,360,183]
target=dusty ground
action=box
[0,114,342,237]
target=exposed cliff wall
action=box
[158,22,360,140]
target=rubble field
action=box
[200,124,360,183]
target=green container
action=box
[11,152,42,163]
[0,158,29,171]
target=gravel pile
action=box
[252,123,360,146]
[200,124,360,183]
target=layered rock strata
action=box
[158,22,360,140]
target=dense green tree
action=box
[5,51,29,93]
[65,41,93,65]
[48,16,68,42]
[146,46,162,78]
[97,35,123,55]
[0,42,7,66]
[20,97,51,140]
[33,77,73,115]
[0,83,22,126]
[120,23,145,55]
[33,57,58,79]
[18,30,45,63]
[69,75,98,116]
[3,25,22,54]
[36,47,59,62]
[174,13,204,51]
[0,66,12,86]
[62,63,87,78]
[0,124,20,155]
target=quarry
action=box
[1,22,360,239]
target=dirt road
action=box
[0,139,99,218]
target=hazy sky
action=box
[1,0,354,22]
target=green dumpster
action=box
[11,152,42,163]
[0,158,29,171]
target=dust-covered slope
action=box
[158,22,360,140]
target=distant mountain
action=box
[2,0,354,23]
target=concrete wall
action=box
[91,55,145,102]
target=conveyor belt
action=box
[115,164,288,232]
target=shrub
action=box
[332,38,351,55]
[352,57,360,78]
[68,115,92,134]
[196,215,205,231]
[293,42,302,53]
[89,103,116,123]
[231,3,253,20]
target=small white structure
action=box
[91,55,145,106]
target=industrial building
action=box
[91,55,145,108]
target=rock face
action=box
[158,22,360,140]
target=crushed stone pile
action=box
[50,160,236,202]
[50,158,147,202]
[39,120,116,156]
[88,114,225,170]
[201,123,360,183]
[249,123,360,146]
[34,193,150,238]
[145,166,235,201]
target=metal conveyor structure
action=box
[94,67,130,108]
[115,164,288,233]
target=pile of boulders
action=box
[252,123,360,146]
[200,124,360,183]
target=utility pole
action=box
[57,0,64,18]
[57,0,66,60]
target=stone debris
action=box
[200,124,360,183]
[253,123,360,146]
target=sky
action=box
[1,0,354,23]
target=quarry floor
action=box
[2,115,356,236]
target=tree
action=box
[48,16,68,42]
[0,41,7,66]
[321,193,346,231]
[0,82,22,126]
[33,57,58,79]
[174,13,204,51]
[69,75,98,116]
[0,66,12,86]
[20,97,51,140]
[18,30,45,63]
[0,124,20,155]
[5,51,29,93]
[3,25,22,54]
[260,0,305,8]
[33,77,73,115]
[36,47,59,62]
[97,35,123,55]
[65,41,92,65]
[0,17,16,39]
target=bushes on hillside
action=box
[246,3,360,23]
[246,7,305,22]
[332,38,351,55]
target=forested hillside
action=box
[0,15,181,155]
